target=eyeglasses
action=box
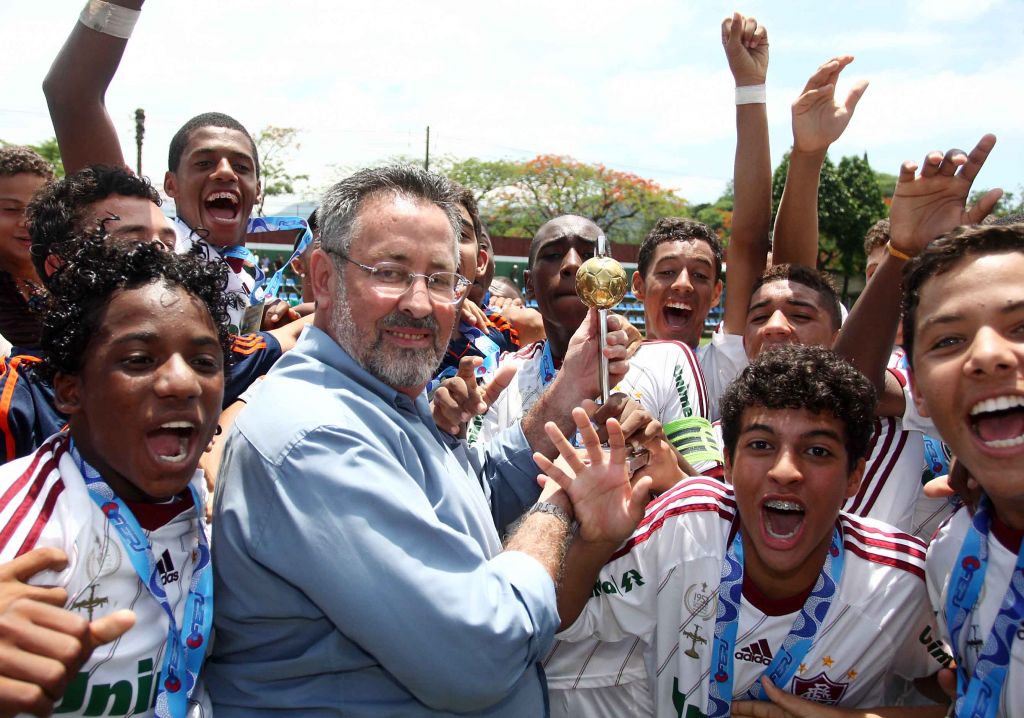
[331,251,471,304]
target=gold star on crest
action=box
[822,656,834,668]
[847,669,858,680]
[799,663,807,673]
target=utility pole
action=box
[424,126,430,171]
[134,108,145,176]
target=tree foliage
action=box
[772,151,887,298]
[253,126,309,215]
[440,154,690,245]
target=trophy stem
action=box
[599,307,610,403]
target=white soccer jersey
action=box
[173,217,255,333]
[695,328,747,423]
[560,477,948,717]
[0,434,211,717]
[843,351,956,540]
[927,507,1024,717]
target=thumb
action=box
[480,363,517,406]
[844,79,869,114]
[967,187,1004,225]
[87,609,136,648]
[760,676,812,717]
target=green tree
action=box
[0,137,65,177]
[772,151,887,299]
[253,126,309,216]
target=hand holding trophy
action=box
[575,234,649,474]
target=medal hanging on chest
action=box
[706,524,845,717]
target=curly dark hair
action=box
[168,112,259,176]
[450,181,482,245]
[637,217,723,282]
[719,345,876,471]
[902,223,1024,366]
[39,234,232,381]
[26,165,162,285]
[0,146,56,181]
[863,219,891,257]
[750,264,843,331]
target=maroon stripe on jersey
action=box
[859,430,909,517]
[843,541,926,580]
[612,502,734,561]
[847,417,894,515]
[639,339,709,418]
[843,524,926,561]
[841,515,928,552]
[642,480,735,526]
[16,480,65,557]
[0,442,64,551]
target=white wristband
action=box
[735,84,767,105]
[79,0,140,40]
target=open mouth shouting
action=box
[663,301,694,331]
[203,191,241,225]
[761,497,806,548]
[969,395,1024,450]
[145,421,198,465]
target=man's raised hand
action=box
[431,356,517,436]
[889,135,1001,257]
[792,57,868,154]
[533,408,651,547]
[722,12,769,87]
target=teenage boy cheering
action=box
[542,345,948,717]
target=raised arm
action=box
[720,12,772,335]
[772,57,868,267]
[42,0,142,173]
[833,135,1001,416]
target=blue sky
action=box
[3,0,1021,209]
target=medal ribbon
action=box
[946,495,1024,718]
[707,525,845,717]
[426,321,502,394]
[71,441,213,718]
[244,216,314,302]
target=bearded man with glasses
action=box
[207,165,659,717]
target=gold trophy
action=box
[575,234,649,474]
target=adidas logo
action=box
[155,549,179,586]
[735,639,773,665]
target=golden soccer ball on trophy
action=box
[575,256,628,310]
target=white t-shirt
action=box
[927,506,1024,717]
[695,329,747,423]
[561,477,948,717]
[0,434,211,717]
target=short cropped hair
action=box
[863,219,891,256]
[317,165,461,271]
[720,344,876,471]
[902,223,1024,366]
[167,112,259,176]
[40,235,232,381]
[751,264,843,331]
[638,217,723,282]
[26,165,161,285]
[0,146,56,182]
[450,181,482,244]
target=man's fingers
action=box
[542,420,587,474]
[938,147,968,177]
[605,417,627,468]
[919,150,944,178]
[731,701,790,718]
[1,548,68,583]
[898,159,919,184]
[958,133,998,185]
[793,85,834,112]
[740,15,758,45]
[480,363,517,407]
[14,585,68,609]
[0,674,55,717]
[455,356,482,385]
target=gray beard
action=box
[331,290,446,390]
